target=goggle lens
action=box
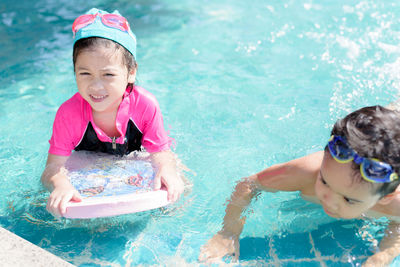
[102,14,129,31]
[361,159,394,182]
[328,136,354,162]
[72,14,96,33]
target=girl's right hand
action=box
[46,179,82,217]
[198,231,240,263]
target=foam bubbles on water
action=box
[1,12,15,26]
[336,36,360,59]
[269,24,294,43]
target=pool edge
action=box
[0,226,75,266]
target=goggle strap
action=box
[353,154,363,165]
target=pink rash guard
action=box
[49,85,170,156]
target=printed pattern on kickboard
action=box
[68,160,155,198]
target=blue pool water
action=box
[1,0,400,266]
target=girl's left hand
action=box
[151,150,184,202]
[154,164,184,202]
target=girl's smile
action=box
[90,94,108,102]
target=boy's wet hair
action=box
[330,105,400,197]
[72,37,137,75]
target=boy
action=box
[200,106,400,266]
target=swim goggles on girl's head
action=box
[327,135,399,183]
[72,13,130,35]
[72,8,136,58]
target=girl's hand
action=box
[198,231,240,263]
[46,178,82,217]
[154,163,184,202]
[42,153,82,217]
[151,150,184,202]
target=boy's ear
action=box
[128,68,137,84]
[378,193,396,205]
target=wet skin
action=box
[315,151,382,219]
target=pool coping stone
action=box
[0,226,75,266]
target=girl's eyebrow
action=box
[75,66,118,72]
[100,67,119,72]
[319,170,363,203]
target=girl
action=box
[199,106,400,266]
[41,8,184,217]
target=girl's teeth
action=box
[92,95,105,99]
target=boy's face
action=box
[314,151,382,219]
[74,46,136,114]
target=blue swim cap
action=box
[73,8,137,59]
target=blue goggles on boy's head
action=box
[327,135,398,183]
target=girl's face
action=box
[74,46,136,114]
[315,151,382,219]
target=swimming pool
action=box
[1,0,400,265]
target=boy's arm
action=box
[41,153,81,216]
[199,151,323,262]
[363,221,400,267]
[150,150,184,202]
[198,175,259,262]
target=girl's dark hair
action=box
[73,37,137,74]
[330,105,400,197]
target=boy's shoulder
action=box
[370,192,400,220]
[387,194,400,218]
[256,151,322,194]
